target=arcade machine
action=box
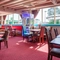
[22,11,34,41]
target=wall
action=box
[1,24,23,36]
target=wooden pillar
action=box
[54,7,56,24]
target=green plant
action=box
[48,20,54,24]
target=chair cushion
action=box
[51,48,60,57]
[51,48,60,54]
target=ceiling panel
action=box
[0,0,60,16]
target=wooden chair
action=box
[54,28,58,37]
[0,30,9,50]
[22,27,33,42]
[38,26,47,45]
[54,28,60,38]
[46,28,60,60]
[32,31,38,42]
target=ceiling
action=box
[0,0,60,16]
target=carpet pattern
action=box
[0,37,60,60]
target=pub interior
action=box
[0,0,60,60]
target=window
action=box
[14,14,18,24]
[18,15,22,24]
[35,9,41,24]
[35,6,60,24]
[43,7,54,24]
[5,13,22,25]
[55,6,60,24]
[9,14,13,24]
[5,15,9,24]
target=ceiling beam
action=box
[0,0,23,6]
[3,0,46,7]
[0,0,32,6]
[16,1,51,10]
[0,6,20,14]
[0,12,12,16]
[50,0,57,5]
[5,0,51,9]
[0,0,10,4]
[4,0,36,7]
[18,2,60,11]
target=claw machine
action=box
[22,11,34,35]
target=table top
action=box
[50,38,60,45]
[30,29,40,32]
[0,32,5,34]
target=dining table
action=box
[30,29,40,32]
[50,38,60,45]
[30,29,40,42]
[0,32,5,34]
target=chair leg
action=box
[50,55,52,60]
[6,41,8,48]
[23,36,24,40]
[48,53,51,60]
[32,36,35,42]
[39,37,42,47]
[48,54,52,60]
[4,41,8,48]
[48,53,49,60]
[42,37,45,44]
[0,42,1,50]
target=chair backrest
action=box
[54,28,58,37]
[56,28,58,35]
[45,28,52,53]
[40,26,45,38]
[49,30,53,41]
[54,29,56,37]
[2,30,9,40]
[46,28,60,60]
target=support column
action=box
[30,9,32,25]
[13,14,14,24]
[1,16,3,25]
[18,14,20,24]
[54,7,56,24]
[41,9,43,23]
[7,15,9,24]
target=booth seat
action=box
[1,24,23,36]
[12,25,23,36]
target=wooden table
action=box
[30,29,40,32]
[0,32,5,34]
[30,29,40,42]
[30,29,40,35]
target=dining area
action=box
[0,24,60,60]
[0,0,60,60]
[45,27,60,60]
[22,25,47,45]
[22,25,60,60]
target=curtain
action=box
[32,10,39,18]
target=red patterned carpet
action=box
[0,37,60,60]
